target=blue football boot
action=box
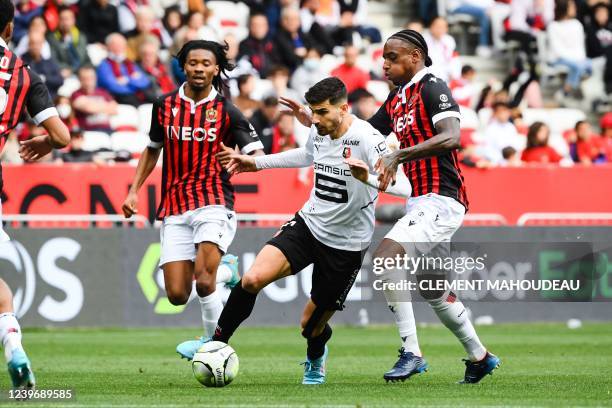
[383,348,428,382]
[459,352,501,384]
[302,346,328,385]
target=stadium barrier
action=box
[3,164,612,226]
[1,227,611,327]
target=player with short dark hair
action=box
[0,0,71,391]
[121,40,264,360]
[282,30,500,384]
[208,77,410,385]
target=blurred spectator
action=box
[548,0,592,99]
[405,20,425,33]
[505,0,554,64]
[600,112,612,161]
[337,0,382,44]
[126,6,168,60]
[573,120,603,164]
[331,45,370,94]
[97,33,154,106]
[585,3,612,58]
[501,146,523,167]
[447,0,494,57]
[78,0,120,45]
[238,13,278,78]
[331,8,362,48]
[22,31,64,99]
[349,88,377,120]
[59,128,96,163]
[13,0,44,45]
[55,95,79,132]
[173,11,220,51]
[290,48,326,100]
[424,16,461,82]
[300,0,334,54]
[47,6,92,78]
[267,65,301,100]
[71,66,117,133]
[274,6,314,72]
[161,6,183,43]
[450,65,477,108]
[271,111,297,153]
[223,33,255,80]
[250,95,279,154]
[417,0,438,26]
[521,122,563,163]
[14,15,51,59]
[481,102,525,163]
[234,74,260,119]
[137,36,176,96]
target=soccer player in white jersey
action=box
[208,77,410,385]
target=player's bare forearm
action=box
[392,117,460,164]
[129,147,161,194]
[42,116,70,148]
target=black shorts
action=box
[267,213,365,311]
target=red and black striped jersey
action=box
[368,68,468,210]
[149,84,264,219]
[0,40,58,193]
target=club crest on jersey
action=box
[206,108,217,122]
[342,147,351,158]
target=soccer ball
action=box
[192,341,239,387]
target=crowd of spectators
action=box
[0,0,610,169]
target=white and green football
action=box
[192,341,239,388]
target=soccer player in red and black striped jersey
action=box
[281,30,499,384]
[370,30,499,384]
[0,0,70,391]
[122,40,263,360]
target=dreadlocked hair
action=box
[175,40,235,96]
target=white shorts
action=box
[385,193,465,250]
[159,205,237,266]
[0,200,9,243]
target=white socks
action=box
[198,292,223,338]
[0,313,23,362]
[216,263,233,285]
[380,266,422,356]
[389,302,422,356]
[428,291,487,361]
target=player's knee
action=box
[241,273,264,294]
[166,290,189,306]
[195,280,215,297]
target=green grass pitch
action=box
[1,323,611,407]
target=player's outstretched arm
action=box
[18,116,70,161]
[122,146,162,218]
[375,117,460,190]
[226,153,258,175]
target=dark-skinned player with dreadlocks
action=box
[281,30,500,384]
[122,40,263,360]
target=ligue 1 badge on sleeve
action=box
[342,147,351,159]
[206,108,217,123]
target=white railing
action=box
[463,213,508,226]
[517,213,612,226]
[4,213,612,228]
[2,214,151,228]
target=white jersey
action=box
[299,117,390,251]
